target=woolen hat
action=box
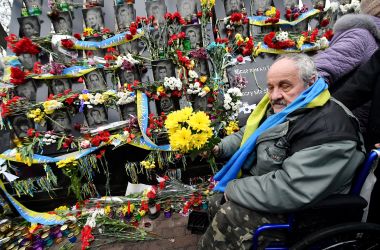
[361,0,380,17]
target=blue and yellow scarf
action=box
[213,77,330,192]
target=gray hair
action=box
[275,54,318,85]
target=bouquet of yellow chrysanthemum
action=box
[165,107,220,157]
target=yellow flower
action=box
[138,210,146,217]
[57,157,78,169]
[265,6,277,17]
[187,111,211,132]
[43,100,63,115]
[199,76,208,83]
[297,36,306,49]
[80,93,89,101]
[225,121,240,135]
[235,33,244,43]
[203,86,210,93]
[209,0,215,6]
[191,133,210,149]
[177,107,193,122]
[169,127,193,152]
[157,86,165,94]
[55,205,69,213]
[84,27,94,35]
[104,205,111,215]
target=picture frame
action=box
[115,4,136,30]
[152,60,176,82]
[18,16,40,38]
[83,7,105,31]
[9,115,35,139]
[84,69,107,91]
[51,11,73,35]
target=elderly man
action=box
[198,54,365,249]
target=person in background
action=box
[198,54,365,249]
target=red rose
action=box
[320,18,330,27]
[74,33,82,40]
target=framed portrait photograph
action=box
[177,0,197,20]
[224,0,244,16]
[15,79,37,102]
[191,95,209,112]
[84,105,108,127]
[152,60,176,82]
[18,53,38,71]
[84,69,107,91]
[193,59,210,77]
[85,0,104,7]
[251,0,273,15]
[18,16,40,38]
[51,11,73,35]
[49,79,71,95]
[83,7,104,31]
[115,4,136,30]
[119,69,140,84]
[119,103,137,120]
[145,0,167,24]
[47,110,72,133]
[9,115,35,138]
[23,0,42,10]
[118,39,147,55]
[156,96,180,114]
[183,24,202,50]
[150,28,168,49]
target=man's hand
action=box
[375,143,380,149]
[199,145,220,158]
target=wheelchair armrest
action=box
[309,194,367,211]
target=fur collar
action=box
[333,14,380,40]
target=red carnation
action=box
[10,67,26,85]
[74,33,82,40]
[61,39,75,49]
[320,18,330,28]
[11,37,40,55]
[125,34,133,41]
[237,55,244,62]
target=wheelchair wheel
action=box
[291,222,380,250]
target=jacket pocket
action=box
[265,137,289,163]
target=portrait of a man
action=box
[252,0,272,15]
[15,80,37,102]
[119,70,140,84]
[224,0,243,16]
[49,111,71,133]
[120,103,137,120]
[284,0,298,8]
[152,60,175,82]
[115,4,136,30]
[11,115,34,138]
[18,16,40,38]
[51,12,73,35]
[118,39,146,55]
[177,0,196,20]
[159,96,176,113]
[23,0,42,10]
[85,70,106,91]
[183,25,201,49]
[150,29,168,49]
[83,7,104,31]
[85,106,108,127]
[146,0,167,24]
[50,79,71,95]
[192,95,208,111]
[18,53,37,71]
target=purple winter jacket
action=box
[315,14,380,84]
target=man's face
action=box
[182,2,192,17]
[158,67,167,81]
[119,6,133,23]
[124,72,135,83]
[54,114,71,132]
[267,58,310,113]
[89,73,103,89]
[187,30,197,48]
[16,82,36,102]
[161,97,174,112]
[20,54,35,69]
[58,19,68,31]
[91,109,103,124]
[87,11,99,28]
[230,0,240,12]
[23,23,34,37]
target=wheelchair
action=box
[252,149,380,250]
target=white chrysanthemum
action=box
[188,70,199,79]
[275,31,289,42]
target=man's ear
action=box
[308,74,317,86]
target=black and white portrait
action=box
[183,25,202,49]
[224,0,244,16]
[119,69,140,84]
[252,0,272,15]
[283,0,298,8]
[118,39,146,55]
[85,105,108,127]
[157,96,179,114]
[23,0,42,10]
[152,60,176,82]
[18,53,38,71]
[48,110,72,133]
[194,59,209,77]
[177,0,197,20]
[10,115,34,138]
[18,16,40,38]
[146,0,167,24]
[85,0,104,6]
[115,4,136,30]
[120,103,137,120]
[150,29,168,49]
[83,7,104,31]
[51,11,73,35]
[15,80,37,102]
[192,95,208,111]
[50,79,71,95]
[85,70,107,91]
